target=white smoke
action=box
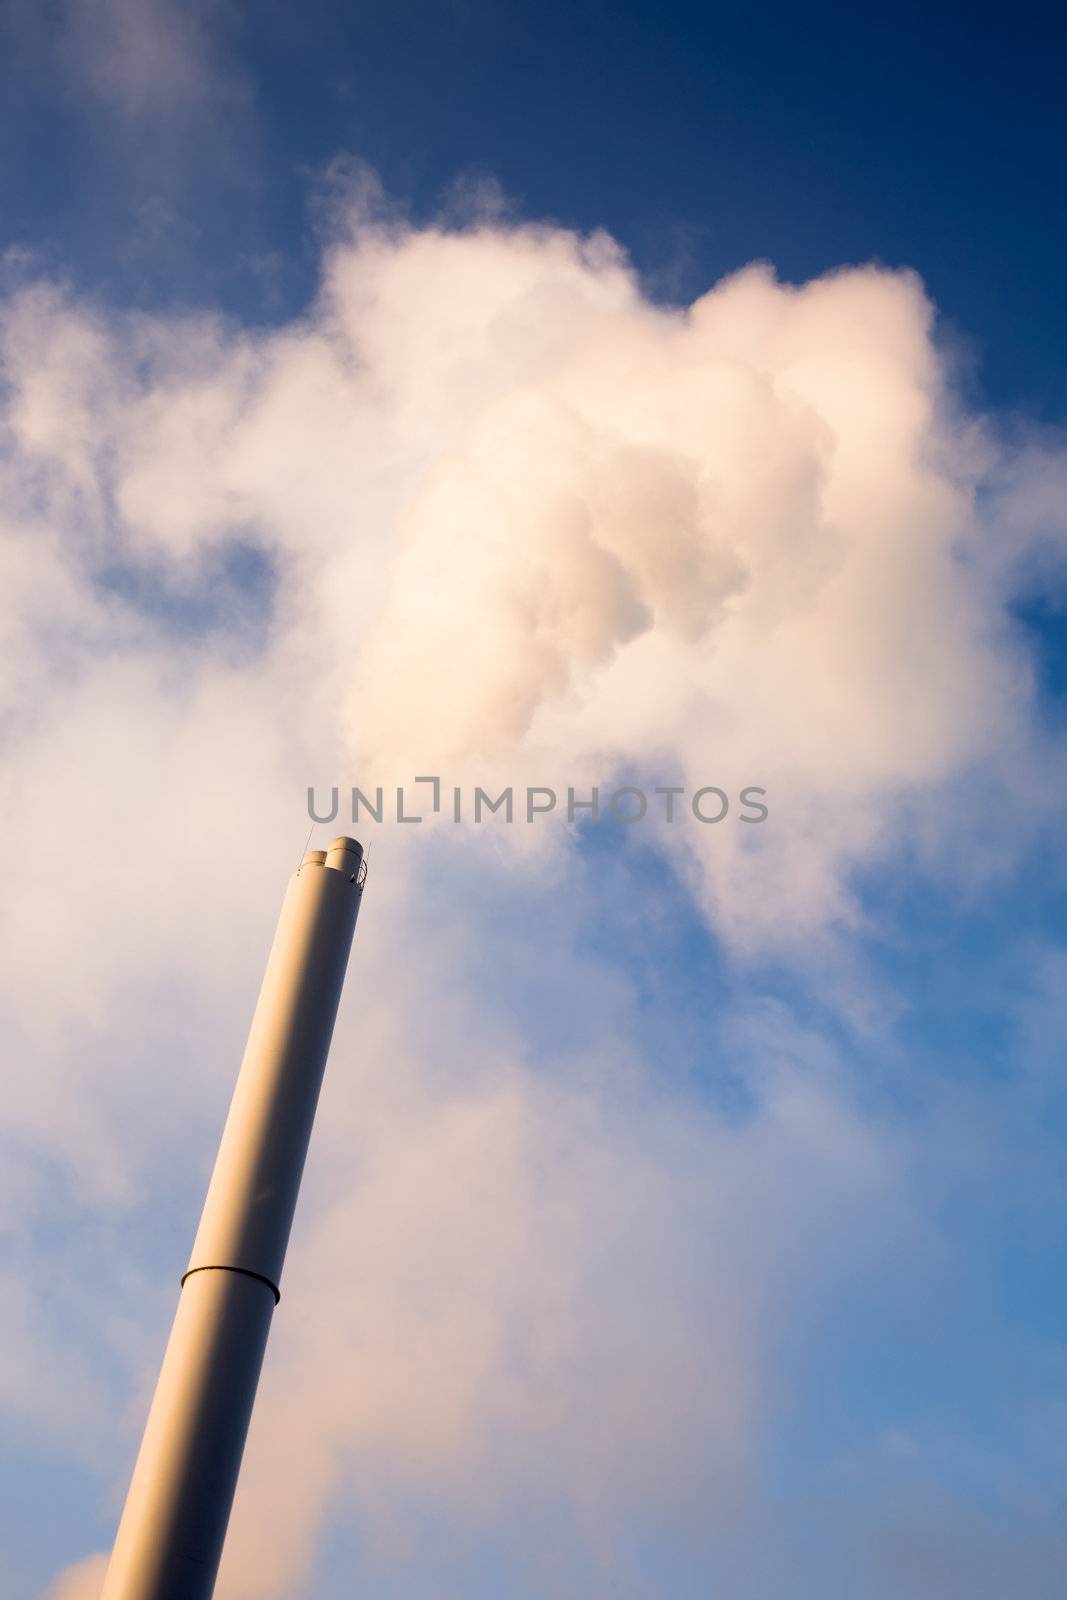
[6,196,1065,1598]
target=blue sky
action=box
[2,5,1066,1599]
[4,1,1065,415]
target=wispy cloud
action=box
[58,0,245,122]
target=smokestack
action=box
[100,837,367,1600]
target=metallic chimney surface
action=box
[101,838,365,1600]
